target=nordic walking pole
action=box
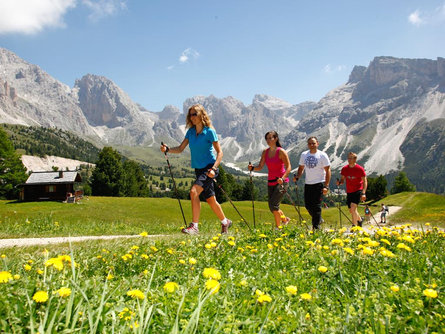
[213,179,252,232]
[281,184,309,231]
[293,174,304,225]
[248,162,256,229]
[336,178,353,226]
[161,142,187,228]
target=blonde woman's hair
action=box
[186,104,212,129]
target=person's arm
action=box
[278,149,291,184]
[323,166,331,194]
[361,176,367,201]
[207,141,223,178]
[249,150,266,171]
[294,165,305,182]
[160,138,189,154]
[337,175,346,186]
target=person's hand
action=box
[277,177,283,185]
[336,180,340,186]
[248,164,254,172]
[207,169,216,178]
[361,193,366,202]
[322,187,329,195]
[160,144,169,153]
[293,175,299,183]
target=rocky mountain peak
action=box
[75,74,143,128]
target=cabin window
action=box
[46,185,56,193]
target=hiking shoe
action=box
[358,220,363,227]
[182,223,199,235]
[221,219,232,234]
[281,217,291,226]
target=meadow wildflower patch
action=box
[0,224,444,332]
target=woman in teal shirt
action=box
[161,104,232,234]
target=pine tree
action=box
[391,171,416,194]
[122,160,148,197]
[90,147,124,196]
[0,128,28,199]
[367,175,388,201]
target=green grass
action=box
[0,225,444,333]
[0,192,443,238]
[0,192,444,332]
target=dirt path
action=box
[0,234,163,249]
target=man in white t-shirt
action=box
[294,136,331,230]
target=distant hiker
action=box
[380,203,389,224]
[337,152,367,227]
[294,136,331,230]
[248,131,291,229]
[364,205,371,224]
[160,104,232,235]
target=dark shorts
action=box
[268,182,288,212]
[347,190,362,208]
[194,164,218,199]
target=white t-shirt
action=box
[299,150,331,185]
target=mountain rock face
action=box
[1,48,444,192]
[284,56,445,186]
[183,94,316,161]
[0,48,97,139]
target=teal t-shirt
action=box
[185,127,218,169]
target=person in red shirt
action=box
[337,152,367,227]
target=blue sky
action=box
[0,0,444,111]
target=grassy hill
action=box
[0,191,442,239]
[1,124,101,163]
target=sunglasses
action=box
[189,113,198,117]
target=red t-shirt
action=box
[341,164,366,193]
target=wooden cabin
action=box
[19,171,82,201]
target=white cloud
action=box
[408,3,445,26]
[0,0,128,35]
[167,65,175,71]
[0,0,76,35]
[408,10,423,26]
[82,0,127,22]
[323,64,346,74]
[179,48,200,63]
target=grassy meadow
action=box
[0,192,444,333]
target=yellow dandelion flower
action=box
[257,294,272,304]
[285,285,298,295]
[305,313,311,320]
[127,289,145,300]
[331,239,344,247]
[205,243,212,249]
[390,285,400,292]
[228,240,235,246]
[179,259,186,264]
[1,254,5,259]
[13,274,20,280]
[397,243,412,252]
[318,266,328,273]
[37,269,44,275]
[163,282,179,293]
[343,247,354,255]
[267,243,274,249]
[107,274,114,280]
[0,271,13,283]
[239,279,248,287]
[255,289,264,296]
[139,231,148,237]
[150,246,158,252]
[24,264,32,271]
[380,249,396,258]
[423,289,438,298]
[203,267,221,280]
[300,293,312,301]
[56,287,72,298]
[331,250,338,256]
[210,242,217,248]
[366,240,380,248]
[33,291,49,303]
[188,258,197,265]
[362,247,374,255]
[205,279,220,294]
